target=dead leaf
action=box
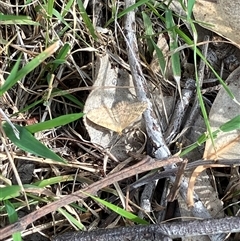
[193,0,240,46]
[187,67,240,207]
[204,66,240,159]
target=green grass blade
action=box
[0,42,60,95]
[151,39,166,76]
[25,113,83,133]
[87,193,149,225]
[34,175,76,188]
[0,13,39,25]
[142,12,154,36]
[11,99,44,117]
[219,115,240,132]
[147,1,236,103]
[186,0,196,16]
[4,200,21,241]
[117,0,150,19]
[53,43,71,71]
[165,9,182,99]
[0,55,22,96]
[105,0,150,27]
[142,12,154,55]
[145,2,166,23]
[47,88,84,107]
[76,0,97,40]
[3,122,66,163]
[47,0,54,17]
[58,207,85,230]
[62,0,75,17]
[142,12,166,75]
[53,9,72,31]
[0,186,21,201]
[175,28,236,101]
[180,115,240,156]
[184,0,215,152]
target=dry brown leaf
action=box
[187,67,240,207]
[204,66,240,159]
[187,164,226,207]
[193,0,240,46]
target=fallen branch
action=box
[53,216,240,241]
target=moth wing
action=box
[113,101,148,130]
[86,106,122,133]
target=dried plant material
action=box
[167,159,188,202]
[86,101,148,134]
[186,164,226,207]
[186,67,240,207]
[204,66,240,159]
[193,0,240,45]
